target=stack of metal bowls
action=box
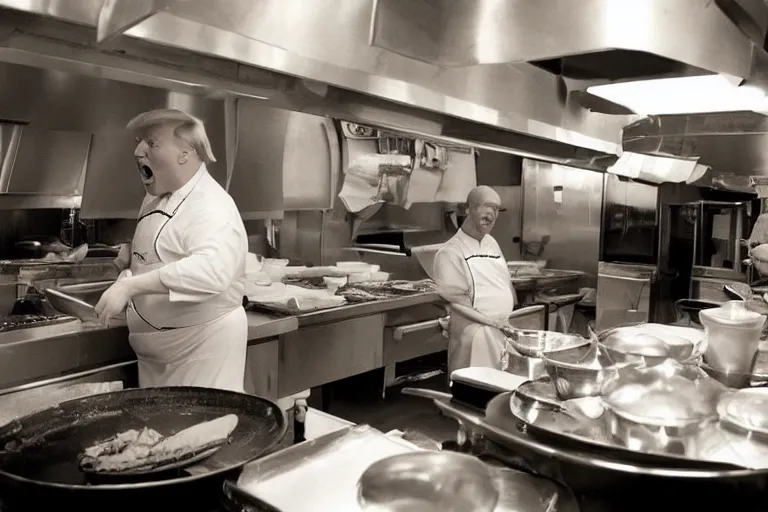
[541,347,618,400]
[504,330,591,380]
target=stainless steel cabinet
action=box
[596,262,656,331]
[278,315,384,396]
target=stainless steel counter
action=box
[0,293,442,391]
[510,269,584,292]
[295,292,443,327]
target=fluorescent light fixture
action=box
[587,75,768,115]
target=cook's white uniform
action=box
[127,164,248,392]
[433,229,515,373]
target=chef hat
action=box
[126,108,217,165]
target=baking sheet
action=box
[232,423,568,512]
[247,284,347,313]
[234,425,420,511]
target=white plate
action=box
[451,367,528,393]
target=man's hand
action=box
[438,316,450,339]
[493,317,517,339]
[95,279,133,326]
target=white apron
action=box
[127,175,247,392]
[448,253,515,374]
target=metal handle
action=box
[0,124,23,193]
[508,304,546,320]
[401,387,452,401]
[597,273,652,283]
[224,97,238,192]
[393,319,441,341]
[0,360,137,396]
[341,247,409,257]
[321,118,340,210]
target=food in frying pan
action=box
[79,414,239,473]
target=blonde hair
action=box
[126,108,216,164]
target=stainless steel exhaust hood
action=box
[0,0,626,171]
[370,0,768,81]
[0,121,91,209]
[622,111,768,191]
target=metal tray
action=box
[226,422,575,512]
[410,391,768,510]
[226,425,419,511]
[509,379,740,470]
[439,392,768,482]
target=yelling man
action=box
[95,109,248,392]
[433,186,516,373]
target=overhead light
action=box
[587,75,768,115]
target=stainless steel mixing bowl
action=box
[602,360,725,455]
[357,451,499,512]
[542,350,618,400]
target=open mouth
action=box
[137,163,155,185]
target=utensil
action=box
[0,387,286,510]
[43,288,98,322]
[724,283,752,301]
[700,302,765,373]
[357,451,499,512]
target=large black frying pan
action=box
[0,387,286,511]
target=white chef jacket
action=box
[433,229,516,373]
[136,166,246,314]
[750,213,768,247]
[126,164,249,392]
